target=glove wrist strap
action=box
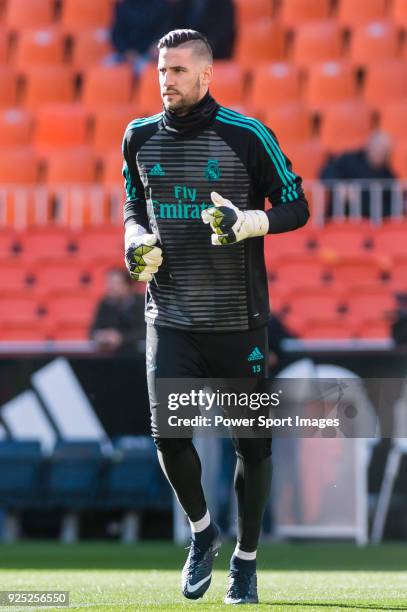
[244,210,269,237]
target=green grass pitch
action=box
[1,541,406,611]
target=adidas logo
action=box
[148,163,165,176]
[247,347,264,361]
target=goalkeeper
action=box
[122,29,309,605]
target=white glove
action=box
[201,191,269,245]
[124,226,163,282]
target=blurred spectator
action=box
[108,0,235,72]
[319,131,396,219]
[90,268,145,355]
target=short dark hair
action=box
[157,29,213,64]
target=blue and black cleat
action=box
[181,528,221,600]
[224,568,259,605]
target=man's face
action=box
[106,272,128,299]
[158,45,211,114]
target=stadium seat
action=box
[268,254,327,287]
[61,0,113,30]
[47,294,96,325]
[345,285,394,320]
[14,28,67,66]
[317,221,373,255]
[279,0,331,26]
[391,256,407,290]
[283,140,327,180]
[93,106,143,152]
[380,102,407,144]
[82,65,133,108]
[291,21,344,66]
[135,63,161,115]
[284,286,345,320]
[372,222,407,256]
[101,150,122,186]
[248,63,302,114]
[0,294,41,322]
[0,149,39,183]
[337,0,388,27]
[45,149,98,184]
[0,228,19,259]
[355,317,390,339]
[299,318,354,339]
[16,227,78,260]
[209,62,246,108]
[0,30,10,63]
[329,255,382,285]
[392,0,407,26]
[5,0,55,29]
[349,22,401,67]
[265,103,313,144]
[0,321,53,341]
[320,102,373,153]
[24,67,77,107]
[391,142,407,178]
[234,0,273,26]
[51,321,90,340]
[0,109,33,147]
[0,261,35,291]
[0,441,43,508]
[76,227,122,260]
[34,104,91,149]
[34,261,93,293]
[363,61,407,106]
[71,28,112,67]
[305,62,358,111]
[0,68,19,107]
[235,21,286,67]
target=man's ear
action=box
[201,64,213,88]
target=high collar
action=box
[162,91,219,136]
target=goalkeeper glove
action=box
[124,226,163,282]
[201,191,269,245]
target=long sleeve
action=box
[122,129,149,230]
[250,124,310,234]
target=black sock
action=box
[230,554,256,573]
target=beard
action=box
[162,78,201,116]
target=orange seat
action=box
[0,262,34,291]
[0,294,40,322]
[51,321,89,340]
[45,148,98,184]
[5,0,55,28]
[317,220,373,255]
[391,142,407,178]
[24,66,76,108]
[392,0,407,26]
[71,28,112,67]
[135,63,161,115]
[268,254,327,288]
[234,0,273,26]
[265,229,317,271]
[0,109,33,147]
[355,317,390,339]
[349,22,400,67]
[76,227,122,260]
[280,0,331,26]
[380,102,407,144]
[102,150,123,186]
[34,104,91,149]
[330,255,382,285]
[265,103,313,144]
[61,0,113,29]
[82,65,133,108]
[285,286,345,319]
[235,22,286,67]
[371,222,407,256]
[337,0,388,26]
[0,322,52,341]
[209,62,246,108]
[248,63,302,115]
[0,148,39,183]
[298,318,353,339]
[14,28,67,66]
[0,30,10,63]
[291,21,344,66]
[34,261,93,292]
[0,68,19,107]
[284,140,327,180]
[346,285,393,319]
[364,61,407,105]
[391,256,407,290]
[47,294,96,324]
[93,106,142,152]
[17,227,78,260]
[305,62,358,111]
[320,102,373,153]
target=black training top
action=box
[122,92,310,332]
